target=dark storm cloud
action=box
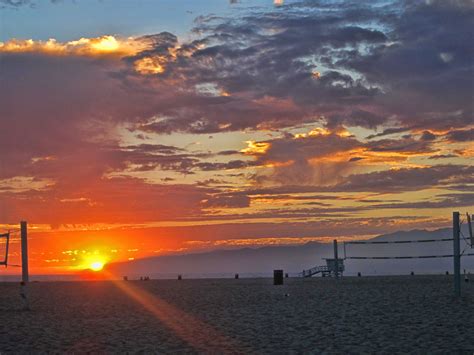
[328,164,474,193]
[338,0,474,130]
[235,164,474,195]
[196,160,256,171]
[240,130,439,186]
[364,137,434,154]
[253,133,360,165]
[446,128,474,142]
[366,127,413,139]
[184,192,473,222]
[201,193,250,208]
[369,193,474,210]
[420,131,437,141]
[127,0,472,134]
[428,154,459,160]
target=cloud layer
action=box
[0,0,472,263]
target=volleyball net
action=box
[343,212,473,261]
[0,232,10,266]
[344,238,474,260]
[0,226,22,268]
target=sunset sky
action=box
[0,0,472,273]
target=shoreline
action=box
[0,271,469,283]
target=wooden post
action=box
[453,212,461,297]
[333,239,339,279]
[20,221,28,283]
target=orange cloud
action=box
[0,35,145,57]
[241,141,271,155]
[0,34,186,76]
[134,56,166,74]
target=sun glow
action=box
[90,260,105,271]
[78,252,109,272]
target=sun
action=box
[90,261,105,272]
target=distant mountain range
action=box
[107,227,474,278]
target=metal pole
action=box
[467,213,473,248]
[333,239,339,279]
[20,221,28,283]
[5,233,10,267]
[453,212,461,297]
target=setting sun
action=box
[90,261,105,271]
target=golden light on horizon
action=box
[77,251,109,272]
[90,260,105,271]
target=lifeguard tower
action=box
[301,240,344,278]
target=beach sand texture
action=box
[0,276,473,353]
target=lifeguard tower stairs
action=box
[301,258,344,277]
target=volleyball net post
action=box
[20,221,29,283]
[453,212,461,298]
[20,221,30,310]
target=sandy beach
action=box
[0,275,473,353]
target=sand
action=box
[0,275,473,353]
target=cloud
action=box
[3,1,472,138]
[0,0,62,8]
[1,1,472,232]
[369,193,474,210]
[238,127,440,186]
[0,176,210,224]
[446,128,474,142]
[201,194,250,209]
[364,137,434,154]
[117,0,471,135]
[0,36,145,57]
[324,164,474,193]
[234,164,474,195]
[428,154,458,160]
